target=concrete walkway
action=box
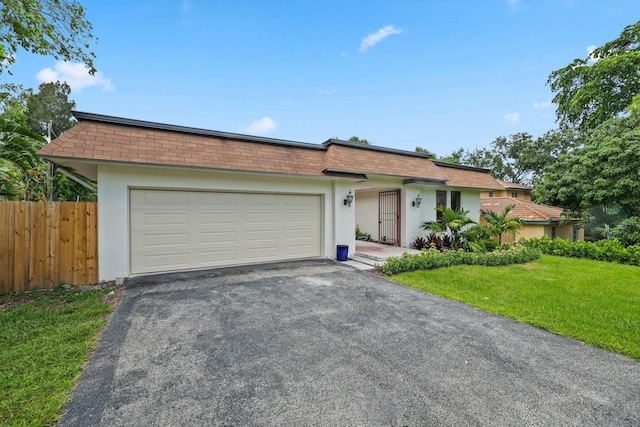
[341,241,421,270]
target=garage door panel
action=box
[142,252,190,269]
[132,190,189,207]
[246,231,278,242]
[130,190,322,274]
[144,232,190,247]
[198,192,238,205]
[245,247,280,261]
[199,212,238,225]
[200,249,239,263]
[199,231,238,244]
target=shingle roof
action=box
[38,120,327,176]
[433,162,505,190]
[480,197,577,223]
[322,142,448,181]
[37,112,497,189]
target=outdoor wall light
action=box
[344,190,354,207]
[412,193,422,208]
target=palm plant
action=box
[480,204,525,245]
[0,120,46,200]
[421,206,478,250]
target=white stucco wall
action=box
[354,190,379,240]
[97,164,354,281]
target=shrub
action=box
[523,237,640,266]
[410,236,430,250]
[355,225,373,242]
[382,244,541,275]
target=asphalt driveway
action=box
[61,260,640,426]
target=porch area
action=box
[339,241,421,271]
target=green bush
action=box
[523,237,640,266]
[382,244,541,275]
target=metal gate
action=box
[378,190,400,245]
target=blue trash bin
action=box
[336,245,349,261]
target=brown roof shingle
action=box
[37,113,500,190]
[434,163,504,190]
[322,143,448,181]
[39,121,327,176]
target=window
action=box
[512,192,518,198]
[551,226,557,239]
[451,191,461,212]
[573,226,578,242]
[436,190,447,220]
[488,191,494,198]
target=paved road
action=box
[61,260,640,426]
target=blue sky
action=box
[6,0,639,156]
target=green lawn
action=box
[390,255,640,361]
[0,286,119,427]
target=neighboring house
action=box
[481,180,584,243]
[37,112,504,281]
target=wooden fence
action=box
[1,202,98,294]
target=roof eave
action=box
[73,111,327,151]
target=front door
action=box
[378,190,400,245]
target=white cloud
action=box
[181,0,193,13]
[533,101,552,109]
[360,25,404,52]
[244,117,277,134]
[318,89,337,95]
[36,62,114,92]
[505,0,523,10]
[504,112,520,123]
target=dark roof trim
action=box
[503,185,533,191]
[403,178,447,185]
[72,111,326,151]
[431,160,492,173]
[322,171,368,180]
[322,138,433,158]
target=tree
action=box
[442,132,572,185]
[0,84,95,201]
[548,20,640,130]
[348,136,370,144]
[0,0,96,76]
[26,82,76,138]
[534,114,640,218]
[480,204,525,246]
[415,146,434,156]
[421,206,477,250]
[0,120,46,200]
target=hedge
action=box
[382,244,541,275]
[523,237,640,266]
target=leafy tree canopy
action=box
[348,136,370,144]
[0,0,96,75]
[26,81,76,138]
[442,132,577,186]
[548,20,640,130]
[534,114,640,217]
[415,146,434,156]
[0,83,95,201]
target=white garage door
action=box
[130,189,322,274]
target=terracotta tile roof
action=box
[433,162,505,190]
[322,142,448,181]
[39,121,327,176]
[480,197,576,223]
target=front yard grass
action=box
[390,255,640,361]
[0,285,120,427]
